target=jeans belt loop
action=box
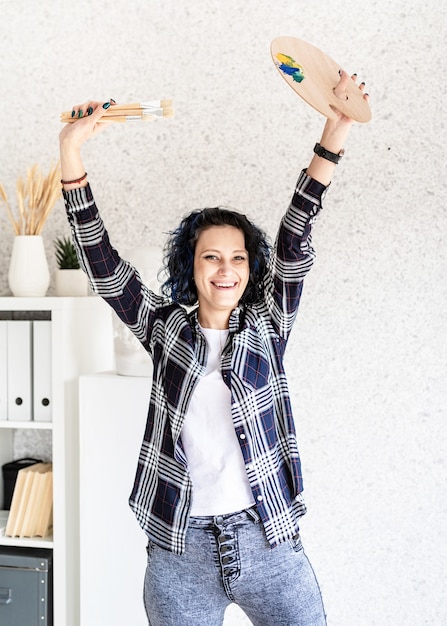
[245,505,261,524]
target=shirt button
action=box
[257,495,263,502]
[239,433,246,440]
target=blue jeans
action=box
[143,506,327,625]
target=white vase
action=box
[54,269,90,297]
[8,235,50,297]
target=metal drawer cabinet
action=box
[0,547,52,626]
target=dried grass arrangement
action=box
[0,162,61,235]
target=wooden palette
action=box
[271,37,371,123]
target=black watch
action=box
[313,142,345,164]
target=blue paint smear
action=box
[278,63,305,83]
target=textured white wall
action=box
[1,1,446,624]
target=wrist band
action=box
[61,172,88,185]
[313,143,344,164]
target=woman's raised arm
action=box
[59,100,113,190]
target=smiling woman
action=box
[161,205,270,310]
[193,224,250,329]
[59,75,367,625]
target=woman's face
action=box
[193,225,249,327]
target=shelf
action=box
[0,295,103,313]
[0,420,53,430]
[0,534,53,549]
[0,511,53,548]
[0,295,115,626]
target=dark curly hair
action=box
[161,207,271,306]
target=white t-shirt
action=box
[181,326,255,516]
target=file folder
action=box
[33,320,52,422]
[0,321,7,421]
[7,320,32,421]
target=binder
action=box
[33,320,52,422]
[20,463,52,538]
[35,466,53,538]
[18,468,39,538]
[5,464,35,536]
[6,320,32,421]
[0,321,7,421]
[5,462,53,538]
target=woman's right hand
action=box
[60,100,113,150]
[59,100,114,189]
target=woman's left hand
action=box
[320,70,369,150]
[306,71,370,185]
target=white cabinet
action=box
[79,373,149,626]
[77,376,252,626]
[0,296,114,626]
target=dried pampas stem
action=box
[0,161,61,235]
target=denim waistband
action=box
[188,505,260,529]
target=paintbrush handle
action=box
[102,106,173,117]
[121,99,173,109]
[61,114,158,124]
[97,115,157,123]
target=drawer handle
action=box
[0,587,12,604]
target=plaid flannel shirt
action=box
[64,170,327,554]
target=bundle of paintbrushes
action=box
[60,100,174,124]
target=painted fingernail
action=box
[338,69,342,76]
[361,81,366,86]
[77,109,83,118]
[110,99,116,104]
[102,102,111,109]
[87,107,93,115]
[71,110,75,118]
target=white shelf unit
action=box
[0,296,114,626]
[79,373,149,626]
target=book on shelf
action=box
[18,468,40,538]
[5,462,53,538]
[5,464,35,537]
[34,467,53,538]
